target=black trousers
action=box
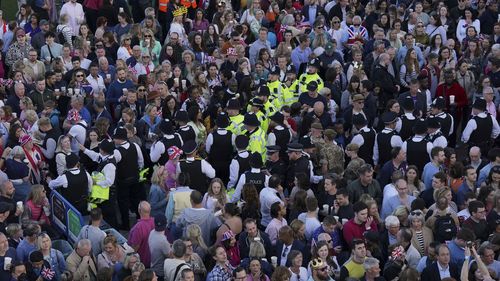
[84,7,99,33]
[97,194,119,229]
[116,177,146,230]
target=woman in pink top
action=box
[165,146,182,189]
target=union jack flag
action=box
[41,266,55,280]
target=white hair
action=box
[385,215,400,227]
[363,257,379,270]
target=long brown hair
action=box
[207,178,227,206]
[404,47,419,73]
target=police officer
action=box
[299,135,324,184]
[228,135,250,189]
[226,98,244,135]
[398,96,417,141]
[150,119,183,165]
[175,110,196,144]
[350,114,376,165]
[177,140,216,194]
[242,113,267,162]
[48,153,92,215]
[112,127,145,230]
[374,112,403,166]
[80,139,118,228]
[255,86,277,121]
[282,65,300,106]
[298,58,324,93]
[402,119,433,173]
[265,145,286,182]
[286,143,310,190]
[462,98,500,156]
[429,97,454,138]
[267,112,292,161]
[231,152,270,202]
[426,117,448,148]
[206,112,235,184]
[267,68,287,110]
[39,117,61,176]
[249,98,269,134]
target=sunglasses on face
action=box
[76,75,84,78]
[144,35,152,38]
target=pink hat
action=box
[19,134,32,146]
[167,146,183,160]
[221,230,235,241]
[67,109,81,122]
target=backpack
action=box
[57,26,69,45]
[433,213,457,242]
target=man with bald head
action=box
[468,146,487,173]
[300,101,333,137]
[128,201,154,267]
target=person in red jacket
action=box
[342,201,378,249]
[435,68,467,146]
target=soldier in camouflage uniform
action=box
[320,129,345,175]
[310,122,326,152]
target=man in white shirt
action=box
[259,175,285,227]
[60,0,85,35]
[86,63,106,96]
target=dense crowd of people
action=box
[0,0,499,280]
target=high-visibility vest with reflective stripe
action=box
[267,80,285,110]
[282,80,300,106]
[245,127,267,161]
[228,114,244,134]
[298,72,324,93]
[159,0,169,12]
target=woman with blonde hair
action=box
[23,110,39,135]
[425,196,460,241]
[54,135,72,176]
[140,29,161,66]
[57,14,74,49]
[22,185,51,228]
[117,252,141,281]
[393,205,410,227]
[117,34,133,61]
[186,224,208,260]
[97,234,127,270]
[19,96,34,126]
[429,186,458,214]
[37,232,66,280]
[137,102,161,150]
[126,262,145,281]
[148,165,169,217]
[202,178,228,212]
[366,199,382,227]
